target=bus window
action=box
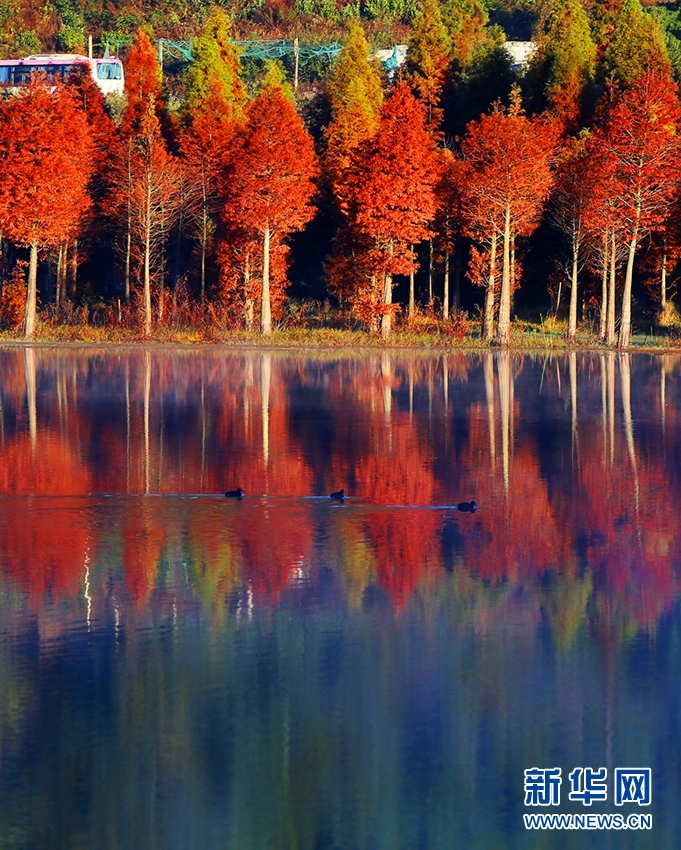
[13,68,31,84]
[97,62,122,80]
[0,67,10,83]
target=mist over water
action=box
[0,346,679,849]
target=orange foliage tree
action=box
[181,9,247,304]
[592,73,681,349]
[220,71,318,335]
[0,80,93,336]
[459,89,556,345]
[345,81,440,338]
[110,29,180,333]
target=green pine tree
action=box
[526,0,596,126]
[184,9,246,124]
[600,0,671,87]
[407,0,452,128]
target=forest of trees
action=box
[1,0,681,346]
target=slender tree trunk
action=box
[125,143,132,305]
[244,251,253,330]
[483,232,497,341]
[497,202,512,346]
[453,231,461,317]
[200,172,208,305]
[381,241,394,340]
[443,223,450,322]
[606,231,617,346]
[599,231,608,341]
[144,178,152,336]
[568,233,579,341]
[261,224,272,335]
[69,240,78,302]
[661,236,667,310]
[23,241,38,338]
[618,230,638,350]
[408,243,415,318]
[55,243,64,308]
[428,238,433,303]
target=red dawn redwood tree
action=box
[181,9,246,304]
[220,74,318,335]
[346,81,440,339]
[0,80,93,336]
[460,89,556,345]
[603,73,681,348]
[551,134,595,340]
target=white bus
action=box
[0,54,124,96]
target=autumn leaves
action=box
[1,7,681,346]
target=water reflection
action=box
[0,347,680,848]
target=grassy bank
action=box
[1,318,681,352]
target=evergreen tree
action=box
[526,0,596,128]
[407,0,451,129]
[600,0,671,87]
[324,21,383,203]
[184,9,246,125]
[442,0,488,72]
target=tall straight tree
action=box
[64,60,117,304]
[121,28,167,139]
[346,81,440,338]
[460,89,555,345]
[407,0,452,129]
[324,21,383,208]
[526,0,596,129]
[324,22,384,309]
[596,73,681,348]
[600,0,671,87]
[0,80,93,336]
[220,72,318,335]
[116,27,170,305]
[551,135,595,339]
[181,9,246,303]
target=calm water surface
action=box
[0,346,679,849]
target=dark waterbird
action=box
[330,489,345,500]
[456,500,478,512]
[225,488,245,499]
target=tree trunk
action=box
[567,233,579,341]
[381,241,394,340]
[483,232,497,341]
[144,178,152,336]
[244,251,253,330]
[200,174,208,305]
[69,240,78,302]
[23,241,38,338]
[261,223,272,335]
[443,228,450,322]
[428,238,433,303]
[661,236,667,309]
[452,231,461,318]
[125,143,132,305]
[496,202,512,346]
[55,243,64,308]
[618,232,638,350]
[408,243,415,318]
[599,231,608,341]
[606,231,617,346]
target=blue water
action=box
[0,347,678,849]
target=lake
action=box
[0,346,679,849]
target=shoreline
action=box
[1,328,680,355]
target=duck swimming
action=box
[330,489,345,500]
[456,500,477,512]
[225,488,245,499]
